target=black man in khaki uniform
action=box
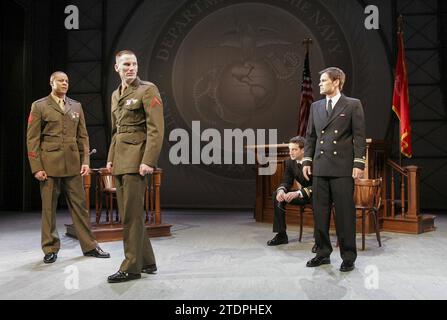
[27,71,110,263]
[107,51,164,283]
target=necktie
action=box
[327,99,333,117]
[121,85,127,97]
[59,99,65,112]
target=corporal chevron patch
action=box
[149,96,162,108]
[28,152,37,158]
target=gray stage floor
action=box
[0,210,446,300]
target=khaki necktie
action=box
[120,85,128,97]
[59,99,65,112]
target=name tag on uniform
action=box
[340,114,346,117]
[125,98,138,106]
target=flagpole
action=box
[303,38,312,55]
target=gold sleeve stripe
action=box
[303,188,311,198]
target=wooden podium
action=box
[65,169,172,242]
[251,139,435,234]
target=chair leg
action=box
[109,193,114,225]
[105,194,109,222]
[299,206,303,242]
[96,194,101,224]
[372,209,382,247]
[362,208,366,251]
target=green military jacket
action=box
[107,77,164,175]
[27,95,90,177]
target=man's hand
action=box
[276,190,286,202]
[352,168,364,179]
[139,164,154,176]
[34,170,48,181]
[284,191,300,203]
[80,165,90,176]
[106,162,113,172]
[303,165,312,181]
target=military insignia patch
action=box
[70,111,80,120]
[28,152,37,158]
[126,98,138,106]
[149,97,162,108]
[28,114,33,124]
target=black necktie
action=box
[327,99,333,117]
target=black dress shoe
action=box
[311,243,318,253]
[84,246,110,258]
[267,234,288,246]
[306,256,331,267]
[43,252,57,264]
[107,271,141,283]
[141,264,157,274]
[340,261,355,272]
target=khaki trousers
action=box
[40,175,97,254]
[115,174,156,273]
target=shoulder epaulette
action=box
[34,97,48,104]
[66,97,79,104]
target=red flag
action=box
[392,26,412,158]
[297,51,314,137]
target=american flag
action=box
[297,51,314,137]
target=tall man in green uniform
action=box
[106,50,165,283]
[27,71,110,263]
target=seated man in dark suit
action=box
[267,136,315,251]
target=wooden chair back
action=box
[98,168,115,191]
[354,178,382,209]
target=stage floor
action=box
[0,210,446,300]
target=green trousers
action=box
[115,173,156,274]
[40,175,97,254]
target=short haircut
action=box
[115,50,136,62]
[289,136,305,148]
[319,67,346,91]
[49,71,67,83]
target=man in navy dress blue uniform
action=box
[267,136,313,247]
[303,67,366,272]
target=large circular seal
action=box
[148,0,353,180]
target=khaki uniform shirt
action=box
[107,77,164,175]
[27,95,90,177]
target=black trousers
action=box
[312,176,357,262]
[272,191,308,234]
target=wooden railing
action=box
[385,160,420,220]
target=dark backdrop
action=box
[1,0,446,212]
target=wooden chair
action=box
[354,178,383,250]
[96,168,118,224]
[95,168,161,225]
